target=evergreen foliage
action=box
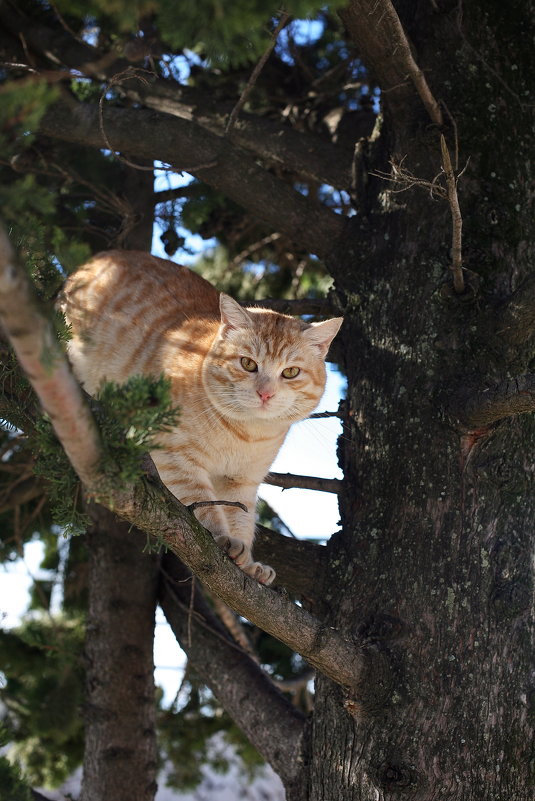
[32,374,180,534]
[0,730,32,801]
[0,619,85,787]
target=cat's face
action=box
[202,295,342,424]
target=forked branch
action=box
[0,224,387,705]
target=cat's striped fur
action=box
[59,251,342,584]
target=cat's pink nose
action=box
[257,389,274,403]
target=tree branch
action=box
[37,100,345,258]
[0,228,102,488]
[457,375,535,429]
[265,471,343,494]
[497,273,535,346]
[159,552,306,784]
[440,134,464,293]
[339,0,443,126]
[0,4,353,192]
[244,297,337,316]
[253,525,327,602]
[0,227,390,708]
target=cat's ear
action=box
[302,317,343,358]
[219,293,253,330]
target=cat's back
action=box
[59,250,221,393]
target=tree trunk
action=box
[304,3,535,799]
[81,505,159,801]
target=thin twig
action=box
[160,567,258,658]
[49,0,89,45]
[440,134,464,294]
[225,12,290,135]
[265,472,343,494]
[188,500,248,514]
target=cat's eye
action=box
[240,356,258,372]
[281,366,300,379]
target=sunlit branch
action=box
[0,227,102,488]
[265,471,343,494]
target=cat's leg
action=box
[152,456,230,544]
[211,477,276,586]
[153,456,275,584]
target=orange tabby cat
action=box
[59,251,342,584]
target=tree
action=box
[0,1,534,800]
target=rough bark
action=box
[2,1,535,799]
[307,2,535,799]
[80,505,159,801]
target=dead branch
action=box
[339,0,443,127]
[225,12,290,135]
[0,225,388,705]
[440,134,464,293]
[265,471,343,494]
[457,374,535,429]
[373,143,467,293]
